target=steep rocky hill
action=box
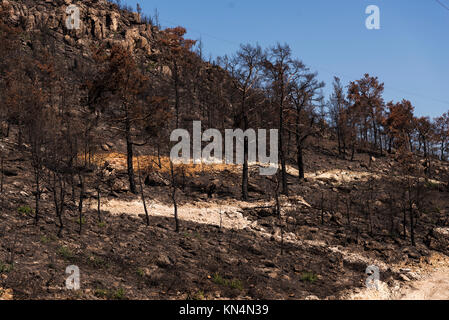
[4,0,156,55]
[1,131,449,299]
[0,0,449,301]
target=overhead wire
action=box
[149,6,449,108]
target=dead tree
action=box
[263,44,303,195]
[170,161,179,232]
[273,174,284,255]
[289,69,325,180]
[320,192,325,225]
[137,152,150,226]
[221,44,264,200]
[77,172,85,235]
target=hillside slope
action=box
[0,0,448,301]
[1,132,449,299]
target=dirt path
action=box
[345,253,449,300]
[89,194,311,230]
[90,198,253,230]
[397,269,449,300]
[92,197,448,301]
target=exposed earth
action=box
[1,134,448,300]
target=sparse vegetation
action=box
[136,268,145,277]
[0,0,448,302]
[39,235,55,244]
[0,262,13,273]
[88,255,108,269]
[98,221,106,228]
[74,216,87,225]
[94,287,126,300]
[57,246,75,261]
[184,231,202,240]
[301,271,318,283]
[17,205,32,215]
[212,273,243,291]
[187,289,205,300]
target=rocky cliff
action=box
[2,0,157,56]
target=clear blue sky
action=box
[124,0,449,118]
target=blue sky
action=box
[123,0,449,118]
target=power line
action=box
[314,65,449,107]
[435,0,449,11]
[154,12,449,108]
[159,18,241,46]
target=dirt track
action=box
[345,253,449,301]
[398,269,449,300]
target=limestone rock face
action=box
[1,0,157,54]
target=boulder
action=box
[1,168,17,177]
[112,180,128,193]
[155,252,172,268]
[144,174,169,187]
[0,287,13,300]
[426,227,449,252]
[248,182,264,194]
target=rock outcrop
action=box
[426,227,449,253]
[2,0,156,55]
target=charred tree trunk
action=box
[97,187,102,222]
[351,142,355,161]
[52,173,65,238]
[337,128,342,156]
[295,113,305,181]
[409,207,415,246]
[320,192,325,225]
[78,173,84,235]
[279,101,288,195]
[17,124,23,150]
[441,142,445,161]
[174,62,180,129]
[137,155,150,226]
[170,161,179,232]
[125,113,137,194]
[346,197,351,227]
[297,143,304,181]
[274,176,283,255]
[402,196,407,241]
[242,112,249,201]
[242,141,249,200]
[0,156,3,194]
[34,166,40,225]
